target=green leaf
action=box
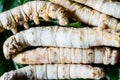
[13,62,24,69]
[0,0,4,12]
[104,65,120,80]
[0,55,15,76]
[67,22,83,28]
[3,0,34,11]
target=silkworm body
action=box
[0,64,105,80]
[72,0,120,19]
[0,1,69,34]
[50,0,120,31]
[13,47,120,65]
[3,26,120,59]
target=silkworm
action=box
[3,26,120,59]
[13,47,120,65]
[0,1,69,34]
[72,0,120,19]
[0,64,105,80]
[50,0,120,31]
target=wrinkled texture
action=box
[72,0,120,19]
[0,0,120,80]
[13,47,120,65]
[3,26,120,59]
[50,0,120,31]
[0,64,105,80]
[0,1,69,34]
[0,66,34,80]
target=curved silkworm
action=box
[3,26,120,59]
[0,1,69,34]
[50,0,120,31]
[72,0,120,19]
[13,47,120,65]
[0,64,105,80]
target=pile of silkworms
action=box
[1,0,120,80]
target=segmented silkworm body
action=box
[3,26,120,59]
[0,1,69,34]
[72,0,120,19]
[0,64,105,80]
[50,0,120,31]
[13,47,120,65]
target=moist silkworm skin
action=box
[0,66,34,80]
[3,26,120,59]
[0,1,69,34]
[72,0,120,19]
[13,47,120,65]
[0,64,105,80]
[49,0,120,31]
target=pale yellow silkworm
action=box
[0,64,105,80]
[13,47,120,65]
[0,1,69,34]
[72,0,120,19]
[3,26,120,59]
[50,0,120,31]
